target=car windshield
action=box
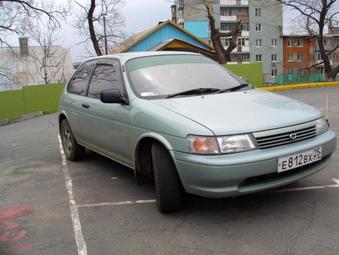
[126,54,246,99]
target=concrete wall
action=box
[249,0,283,84]
[0,46,73,91]
[182,0,220,40]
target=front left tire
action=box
[151,143,182,213]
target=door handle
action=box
[82,103,90,109]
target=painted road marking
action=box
[77,199,156,209]
[75,180,339,209]
[58,136,88,255]
[270,178,339,193]
[325,95,329,119]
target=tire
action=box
[151,143,182,213]
[60,119,85,161]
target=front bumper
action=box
[173,130,337,198]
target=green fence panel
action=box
[23,84,65,114]
[0,90,26,120]
[0,84,65,121]
[274,73,326,85]
[223,63,264,87]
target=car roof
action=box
[84,51,200,64]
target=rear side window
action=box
[88,63,121,99]
[68,63,92,95]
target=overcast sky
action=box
[9,0,337,63]
[59,0,172,62]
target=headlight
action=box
[315,118,328,135]
[187,135,220,154]
[217,134,256,153]
[187,134,256,154]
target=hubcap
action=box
[62,126,72,154]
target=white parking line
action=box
[325,95,329,119]
[58,136,88,255]
[272,182,339,193]
[75,180,339,209]
[77,199,156,208]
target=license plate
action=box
[277,147,322,173]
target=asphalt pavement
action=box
[0,87,338,255]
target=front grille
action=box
[255,125,316,149]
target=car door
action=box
[80,59,132,166]
[64,61,95,143]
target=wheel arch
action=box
[134,133,175,178]
[58,111,69,126]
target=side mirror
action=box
[239,76,249,84]
[100,89,128,105]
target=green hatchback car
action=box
[59,52,337,213]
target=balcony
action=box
[220,0,248,7]
[241,46,249,52]
[226,46,249,53]
[220,15,237,22]
[241,30,249,37]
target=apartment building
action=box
[0,38,73,90]
[282,35,317,74]
[172,0,283,83]
[315,26,339,75]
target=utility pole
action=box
[103,16,108,55]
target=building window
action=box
[256,39,262,47]
[297,53,304,61]
[238,38,245,46]
[287,39,293,47]
[271,54,277,62]
[271,39,277,47]
[223,38,232,47]
[288,54,293,62]
[220,8,233,16]
[255,8,261,16]
[296,39,304,47]
[240,22,249,31]
[221,23,235,31]
[256,54,262,62]
[272,69,277,77]
[255,24,262,31]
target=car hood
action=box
[151,89,322,136]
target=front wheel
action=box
[151,143,182,213]
[60,119,85,161]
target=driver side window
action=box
[88,63,121,99]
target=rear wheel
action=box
[151,143,182,213]
[60,119,85,161]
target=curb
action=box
[261,81,339,91]
[0,111,44,127]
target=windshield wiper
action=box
[216,83,251,94]
[166,88,221,98]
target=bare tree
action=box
[74,0,125,56]
[0,0,66,85]
[205,3,241,64]
[0,0,65,47]
[278,0,339,80]
[28,26,68,84]
[172,1,241,64]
